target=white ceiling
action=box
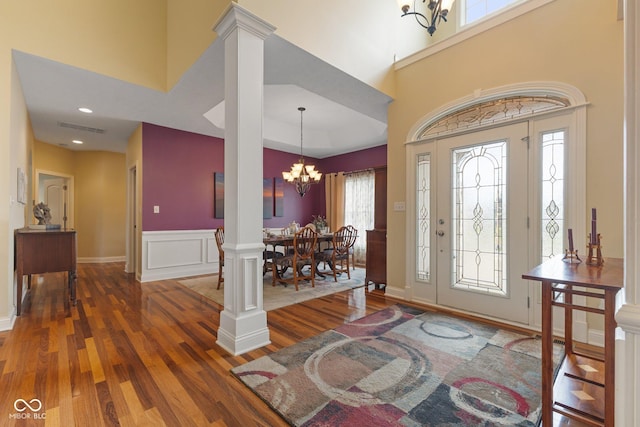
[13,35,392,159]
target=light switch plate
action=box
[394,201,406,211]
[153,205,160,213]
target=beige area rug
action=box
[177,267,366,311]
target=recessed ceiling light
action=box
[72,140,84,145]
[78,107,93,113]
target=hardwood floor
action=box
[0,263,594,426]
[0,263,397,426]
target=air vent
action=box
[57,121,106,134]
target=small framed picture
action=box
[214,172,224,219]
[274,177,284,217]
[17,168,26,204]
[263,178,273,219]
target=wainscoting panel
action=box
[141,230,219,282]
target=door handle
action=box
[436,230,445,237]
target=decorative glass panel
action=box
[416,154,431,281]
[419,96,570,139]
[452,141,507,295]
[541,130,565,262]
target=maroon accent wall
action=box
[263,148,323,228]
[319,144,387,174]
[311,145,388,220]
[142,123,329,231]
[142,124,387,231]
[142,123,224,231]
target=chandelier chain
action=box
[299,106,305,158]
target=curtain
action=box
[325,172,345,231]
[344,169,375,266]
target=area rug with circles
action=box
[231,304,564,426]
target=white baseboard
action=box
[78,256,126,264]
[588,329,605,347]
[0,312,16,331]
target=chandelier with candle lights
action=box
[282,107,322,197]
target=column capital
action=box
[213,2,276,40]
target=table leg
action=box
[69,270,77,306]
[565,284,573,355]
[541,280,554,427]
[16,270,23,316]
[603,290,616,427]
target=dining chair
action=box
[346,225,358,269]
[317,226,353,281]
[263,247,284,276]
[272,226,318,291]
[214,227,224,289]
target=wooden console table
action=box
[523,255,623,426]
[14,228,77,316]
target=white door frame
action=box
[126,164,138,276]
[34,169,74,229]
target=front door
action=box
[435,122,529,323]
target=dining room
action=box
[137,122,387,285]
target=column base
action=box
[217,308,270,356]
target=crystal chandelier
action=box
[397,0,455,36]
[282,107,322,197]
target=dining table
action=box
[263,232,335,277]
[263,232,334,249]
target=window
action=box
[540,130,565,263]
[344,170,375,265]
[462,0,521,26]
[416,154,431,281]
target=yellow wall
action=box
[1,0,168,91]
[33,142,127,260]
[3,59,33,318]
[167,0,227,89]
[74,151,127,259]
[387,0,624,293]
[34,141,75,175]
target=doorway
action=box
[126,165,138,275]
[35,170,74,229]
[404,83,587,329]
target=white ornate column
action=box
[618,0,640,424]
[213,3,274,355]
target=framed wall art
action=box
[263,178,273,219]
[214,172,224,219]
[17,168,26,205]
[274,177,284,217]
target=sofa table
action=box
[14,228,77,315]
[523,255,623,427]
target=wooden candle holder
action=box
[587,233,604,266]
[563,249,581,263]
